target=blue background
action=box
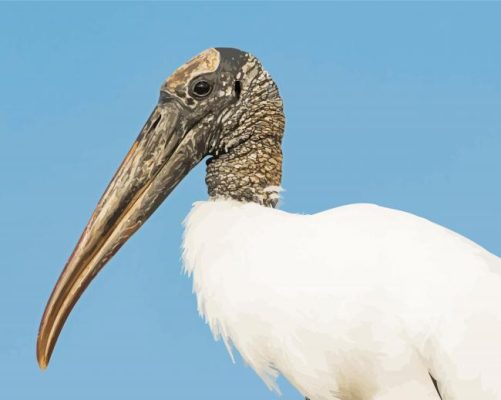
[1,2,500,399]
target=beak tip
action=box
[37,355,48,370]
[38,361,48,370]
[37,353,49,370]
[36,337,51,370]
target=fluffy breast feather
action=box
[182,199,501,399]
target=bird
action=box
[37,48,501,400]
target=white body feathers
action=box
[183,200,501,400]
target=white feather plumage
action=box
[183,199,501,400]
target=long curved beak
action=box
[37,99,211,369]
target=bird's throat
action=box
[205,136,283,207]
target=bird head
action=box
[36,48,284,369]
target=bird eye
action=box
[191,80,212,98]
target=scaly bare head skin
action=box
[164,48,221,93]
[36,47,285,369]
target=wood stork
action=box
[37,48,501,400]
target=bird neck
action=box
[205,59,285,208]
[205,104,285,209]
[205,135,283,207]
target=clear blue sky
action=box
[1,2,500,399]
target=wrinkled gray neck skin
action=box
[206,55,285,208]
